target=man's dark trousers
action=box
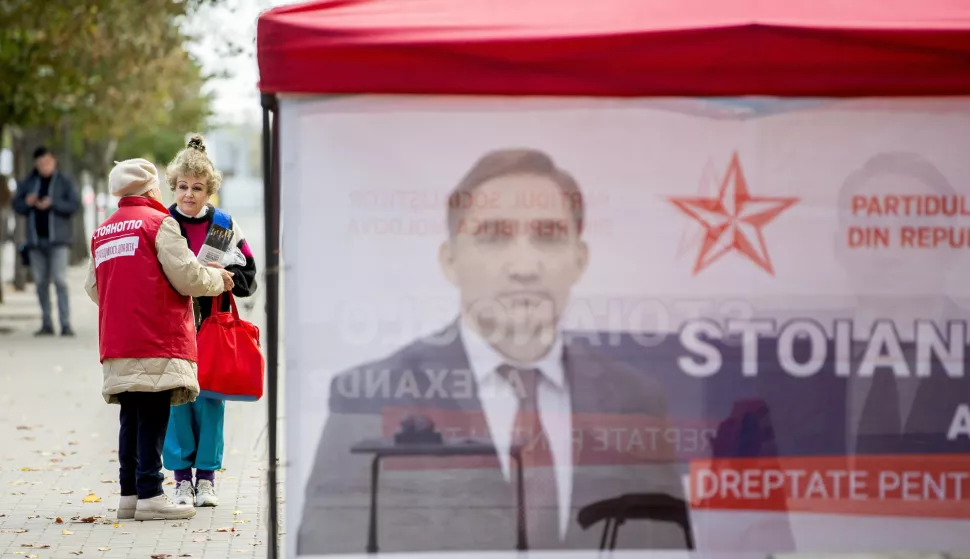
[118,391,173,499]
[29,240,71,331]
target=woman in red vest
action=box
[84,159,235,521]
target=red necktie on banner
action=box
[498,365,561,547]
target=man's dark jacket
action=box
[12,170,81,247]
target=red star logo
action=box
[669,153,798,275]
[674,158,719,261]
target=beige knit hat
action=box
[109,158,159,197]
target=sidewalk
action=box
[0,265,281,559]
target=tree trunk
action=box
[0,121,6,303]
[59,117,88,266]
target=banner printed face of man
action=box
[439,172,589,362]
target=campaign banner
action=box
[280,95,970,557]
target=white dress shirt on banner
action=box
[459,320,574,541]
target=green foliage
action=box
[0,0,221,179]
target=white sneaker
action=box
[117,495,137,520]
[134,493,196,521]
[195,479,219,507]
[173,480,195,506]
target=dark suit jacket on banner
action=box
[297,321,690,554]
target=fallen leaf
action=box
[78,516,98,523]
[171,522,186,527]
[16,425,31,430]
[68,441,79,446]
[20,545,50,549]
[56,517,64,524]
[62,529,74,535]
[70,552,83,556]
[10,491,26,495]
[151,555,172,559]
[98,548,110,552]
[22,436,36,441]
[113,523,123,528]
[100,479,116,483]
[21,467,40,472]
[233,520,245,524]
[180,555,193,558]
[215,527,235,532]
[50,458,62,463]
[191,529,208,533]
[60,490,74,494]
[27,555,40,559]
[82,493,101,503]
[10,480,27,486]
[249,541,263,546]
[26,515,39,519]
[232,510,243,515]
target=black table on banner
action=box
[350,438,526,553]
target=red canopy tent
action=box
[254,3,970,558]
[257,0,970,97]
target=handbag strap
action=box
[209,293,240,319]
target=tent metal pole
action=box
[261,92,280,559]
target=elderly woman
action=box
[161,135,258,508]
[85,159,233,520]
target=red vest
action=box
[91,196,197,363]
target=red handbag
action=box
[196,294,264,401]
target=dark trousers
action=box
[118,391,173,499]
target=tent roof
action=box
[257,0,970,97]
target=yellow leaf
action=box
[232,510,242,515]
[113,523,123,528]
[98,548,110,552]
[62,529,74,535]
[82,493,101,503]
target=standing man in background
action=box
[12,146,81,336]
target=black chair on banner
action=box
[577,493,694,550]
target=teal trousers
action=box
[162,396,225,472]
